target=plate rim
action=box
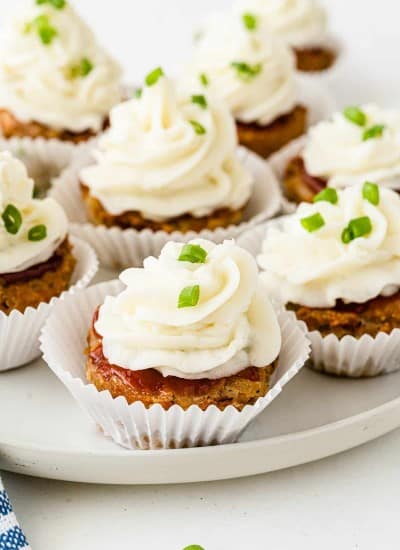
[1,385,399,458]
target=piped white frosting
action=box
[0,1,122,133]
[303,105,400,190]
[258,184,400,307]
[81,76,253,221]
[185,13,297,126]
[96,239,281,380]
[0,151,68,274]
[234,0,328,48]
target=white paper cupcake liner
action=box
[0,135,95,196]
[0,236,98,372]
[307,330,400,378]
[50,146,283,269]
[40,280,311,450]
[238,223,400,377]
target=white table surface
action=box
[1,0,400,548]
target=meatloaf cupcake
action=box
[41,239,310,449]
[0,0,122,143]
[0,0,122,192]
[234,0,337,72]
[185,12,307,158]
[80,71,254,233]
[54,69,281,269]
[282,105,400,204]
[257,182,400,377]
[0,151,98,370]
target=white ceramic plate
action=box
[1,269,399,485]
[1,350,399,485]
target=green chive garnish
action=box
[178,285,200,308]
[242,12,258,31]
[183,546,205,550]
[70,57,93,79]
[178,244,207,264]
[199,73,209,87]
[145,67,164,87]
[2,204,22,235]
[363,124,385,141]
[362,181,380,205]
[28,224,47,242]
[28,15,58,45]
[189,120,206,135]
[341,227,353,244]
[36,0,66,8]
[342,216,372,244]
[191,95,207,109]
[134,88,142,99]
[301,212,325,233]
[231,61,262,81]
[313,187,338,205]
[343,106,367,127]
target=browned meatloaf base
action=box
[288,291,400,339]
[0,239,76,314]
[0,108,103,143]
[237,105,307,159]
[283,156,327,203]
[294,46,336,72]
[80,183,245,233]
[86,309,276,411]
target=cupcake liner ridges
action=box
[50,146,283,269]
[0,135,94,196]
[0,237,98,372]
[40,280,311,450]
[238,223,400,377]
[308,330,400,378]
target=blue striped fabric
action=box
[0,478,30,550]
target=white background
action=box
[2,0,400,549]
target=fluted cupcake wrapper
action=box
[40,280,311,450]
[0,135,95,196]
[0,237,98,372]
[237,224,400,378]
[50,147,283,269]
[307,330,400,378]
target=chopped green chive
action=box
[342,216,372,244]
[178,244,207,264]
[183,546,205,550]
[69,57,93,79]
[363,124,385,141]
[242,12,258,31]
[145,67,164,86]
[231,61,262,82]
[79,57,93,76]
[36,0,66,8]
[362,181,380,205]
[191,95,207,109]
[300,212,325,233]
[2,204,22,235]
[178,285,200,308]
[189,120,206,135]
[134,88,142,99]
[341,227,353,244]
[313,187,338,205]
[343,106,367,127]
[28,224,47,242]
[199,73,209,87]
[27,15,58,45]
